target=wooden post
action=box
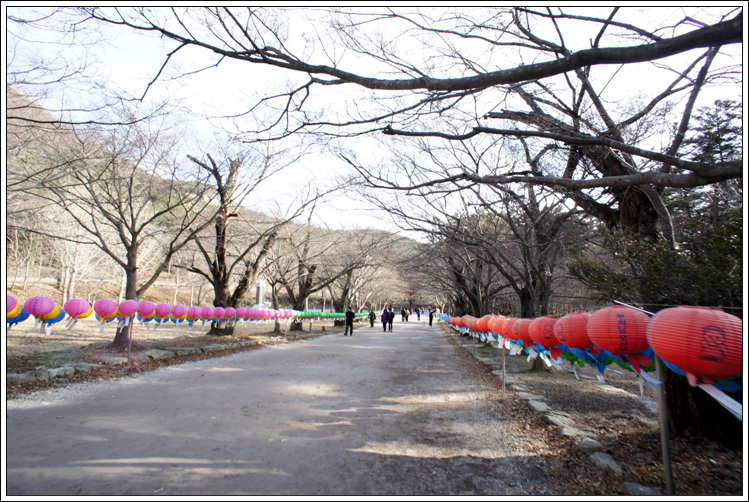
[656,356,674,495]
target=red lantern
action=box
[554,312,592,349]
[501,318,517,339]
[475,315,493,333]
[463,315,477,331]
[647,306,742,383]
[529,316,560,348]
[512,318,534,345]
[588,305,649,356]
[488,316,506,335]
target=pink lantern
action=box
[172,305,187,319]
[94,299,118,319]
[24,296,56,318]
[118,300,139,317]
[247,308,258,318]
[7,296,22,319]
[213,307,226,319]
[40,304,62,321]
[235,307,247,319]
[187,306,202,320]
[201,307,215,320]
[7,294,17,314]
[138,301,156,318]
[224,307,237,319]
[63,298,91,319]
[155,303,173,319]
[63,298,90,331]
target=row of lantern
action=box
[7,295,367,334]
[441,304,742,390]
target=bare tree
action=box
[324,231,394,313]
[12,111,221,347]
[267,209,378,330]
[7,8,166,128]
[175,141,329,332]
[75,7,741,190]
[45,210,111,303]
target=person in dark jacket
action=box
[368,310,376,327]
[344,306,355,336]
[387,308,395,332]
[429,309,435,326]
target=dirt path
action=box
[5,321,553,496]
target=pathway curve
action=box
[6,320,552,496]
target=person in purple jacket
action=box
[381,309,389,332]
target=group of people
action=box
[348,307,396,335]
[351,306,438,335]
[341,305,440,337]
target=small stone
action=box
[559,426,587,438]
[7,373,37,383]
[516,392,546,401]
[589,452,623,474]
[622,481,661,496]
[576,437,603,453]
[72,362,95,373]
[544,412,574,427]
[35,368,52,381]
[528,400,550,413]
[144,349,177,360]
[168,347,202,356]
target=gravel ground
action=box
[4,320,744,496]
[449,332,744,496]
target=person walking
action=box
[428,308,435,326]
[368,310,376,328]
[416,308,421,321]
[381,309,389,332]
[401,308,406,322]
[387,308,395,332]
[343,306,355,336]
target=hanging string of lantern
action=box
[7,295,367,337]
[438,301,743,421]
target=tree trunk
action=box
[60,265,70,304]
[663,369,742,449]
[207,278,236,336]
[519,286,535,318]
[112,267,137,348]
[289,298,307,331]
[208,323,235,336]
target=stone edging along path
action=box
[6,332,322,384]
